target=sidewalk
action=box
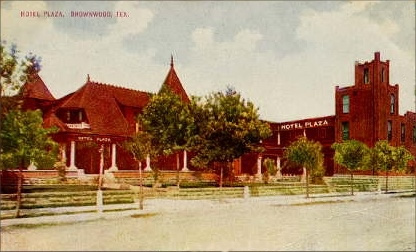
[1,190,413,228]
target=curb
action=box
[0,208,155,227]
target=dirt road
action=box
[1,195,415,251]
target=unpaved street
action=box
[1,195,415,251]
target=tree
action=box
[0,109,58,217]
[123,131,158,209]
[190,87,272,187]
[284,136,324,198]
[1,41,42,114]
[332,140,370,195]
[140,87,195,187]
[371,141,414,193]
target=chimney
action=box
[374,52,380,61]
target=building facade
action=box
[22,59,193,175]
[21,53,416,176]
[245,52,415,176]
[333,52,416,173]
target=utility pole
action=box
[97,144,104,213]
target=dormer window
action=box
[66,111,71,122]
[59,109,90,129]
[363,68,369,84]
[59,109,87,123]
[78,111,83,121]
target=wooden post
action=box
[97,145,104,213]
[139,161,143,210]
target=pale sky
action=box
[1,1,415,122]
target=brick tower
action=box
[335,52,411,148]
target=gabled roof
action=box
[46,78,150,136]
[160,56,190,103]
[21,74,55,101]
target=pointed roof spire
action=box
[21,73,55,101]
[161,55,190,103]
[87,74,91,83]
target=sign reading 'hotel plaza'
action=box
[279,118,334,131]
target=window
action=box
[66,111,71,122]
[342,95,350,113]
[381,68,385,83]
[401,124,405,142]
[364,68,369,84]
[78,111,83,122]
[390,94,395,114]
[342,122,349,140]
[387,121,392,141]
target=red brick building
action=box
[244,52,415,176]
[21,52,416,176]
[21,58,193,175]
[334,52,416,173]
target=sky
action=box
[1,1,415,122]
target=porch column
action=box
[68,141,78,170]
[60,143,67,163]
[277,131,281,145]
[257,154,262,176]
[181,150,189,172]
[276,156,282,179]
[27,161,37,171]
[144,154,152,172]
[108,143,118,171]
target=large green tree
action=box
[190,87,272,187]
[284,136,324,198]
[0,42,46,218]
[140,87,195,186]
[0,109,58,217]
[370,140,414,193]
[332,140,370,195]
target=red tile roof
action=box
[21,74,55,101]
[161,57,190,103]
[31,59,189,138]
[46,80,150,137]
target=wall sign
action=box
[279,119,331,131]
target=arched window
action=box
[364,68,369,84]
[387,121,392,141]
[342,122,349,140]
[401,124,405,142]
[390,94,395,114]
